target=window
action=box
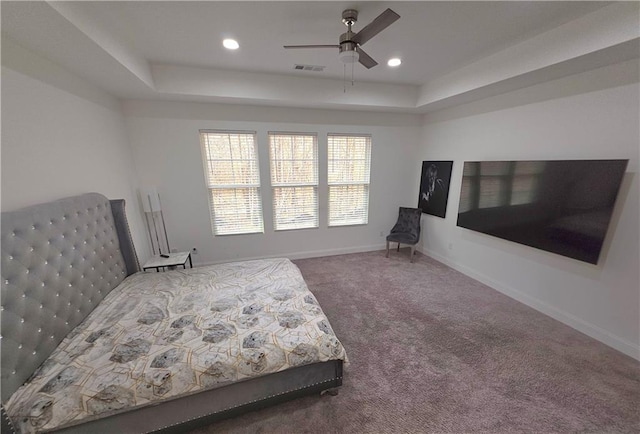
[200,130,264,235]
[328,134,371,226]
[269,132,318,230]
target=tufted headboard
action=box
[1,193,140,402]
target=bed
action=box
[1,193,346,433]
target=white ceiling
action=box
[2,1,638,112]
[54,1,607,85]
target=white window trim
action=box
[327,133,372,227]
[268,132,319,231]
[199,129,264,236]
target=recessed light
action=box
[387,58,402,67]
[223,39,239,50]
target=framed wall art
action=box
[418,161,453,218]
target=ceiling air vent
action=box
[294,64,325,72]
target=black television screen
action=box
[456,159,628,264]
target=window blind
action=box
[269,133,318,231]
[200,131,264,235]
[328,134,371,226]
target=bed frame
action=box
[1,193,342,433]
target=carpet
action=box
[189,250,639,433]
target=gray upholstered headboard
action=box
[1,193,140,402]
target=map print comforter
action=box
[6,258,347,433]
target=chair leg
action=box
[410,245,416,263]
[386,240,390,258]
[397,243,400,252]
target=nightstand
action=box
[142,251,193,272]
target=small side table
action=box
[143,251,193,272]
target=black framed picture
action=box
[418,161,453,218]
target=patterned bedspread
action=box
[6,258,347,433]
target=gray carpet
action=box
[190,250,639,433]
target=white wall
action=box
[4,36,636,361]
[123,100,421,265]
[1,42,149,260]
[417,62,639,359]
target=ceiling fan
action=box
[284,8,400,69]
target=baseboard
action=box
[193,244,387,267]
[418,246,640,361]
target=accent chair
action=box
[386,207,422,263]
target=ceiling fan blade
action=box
[357,47,378,69]
[283,44,339,49]
[352,8,400,46]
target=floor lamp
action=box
[141,187,170,255]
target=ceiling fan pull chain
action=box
[343,64,347,93]
[351,62,355,87]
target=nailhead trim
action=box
[1,405,17,434]
[152,377,342,432]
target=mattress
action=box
[6,258,347,433]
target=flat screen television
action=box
[456,159,628,264]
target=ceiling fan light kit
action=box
[284,8,400,70]
[339,50,359,64]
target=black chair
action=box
[386,207,422,263]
